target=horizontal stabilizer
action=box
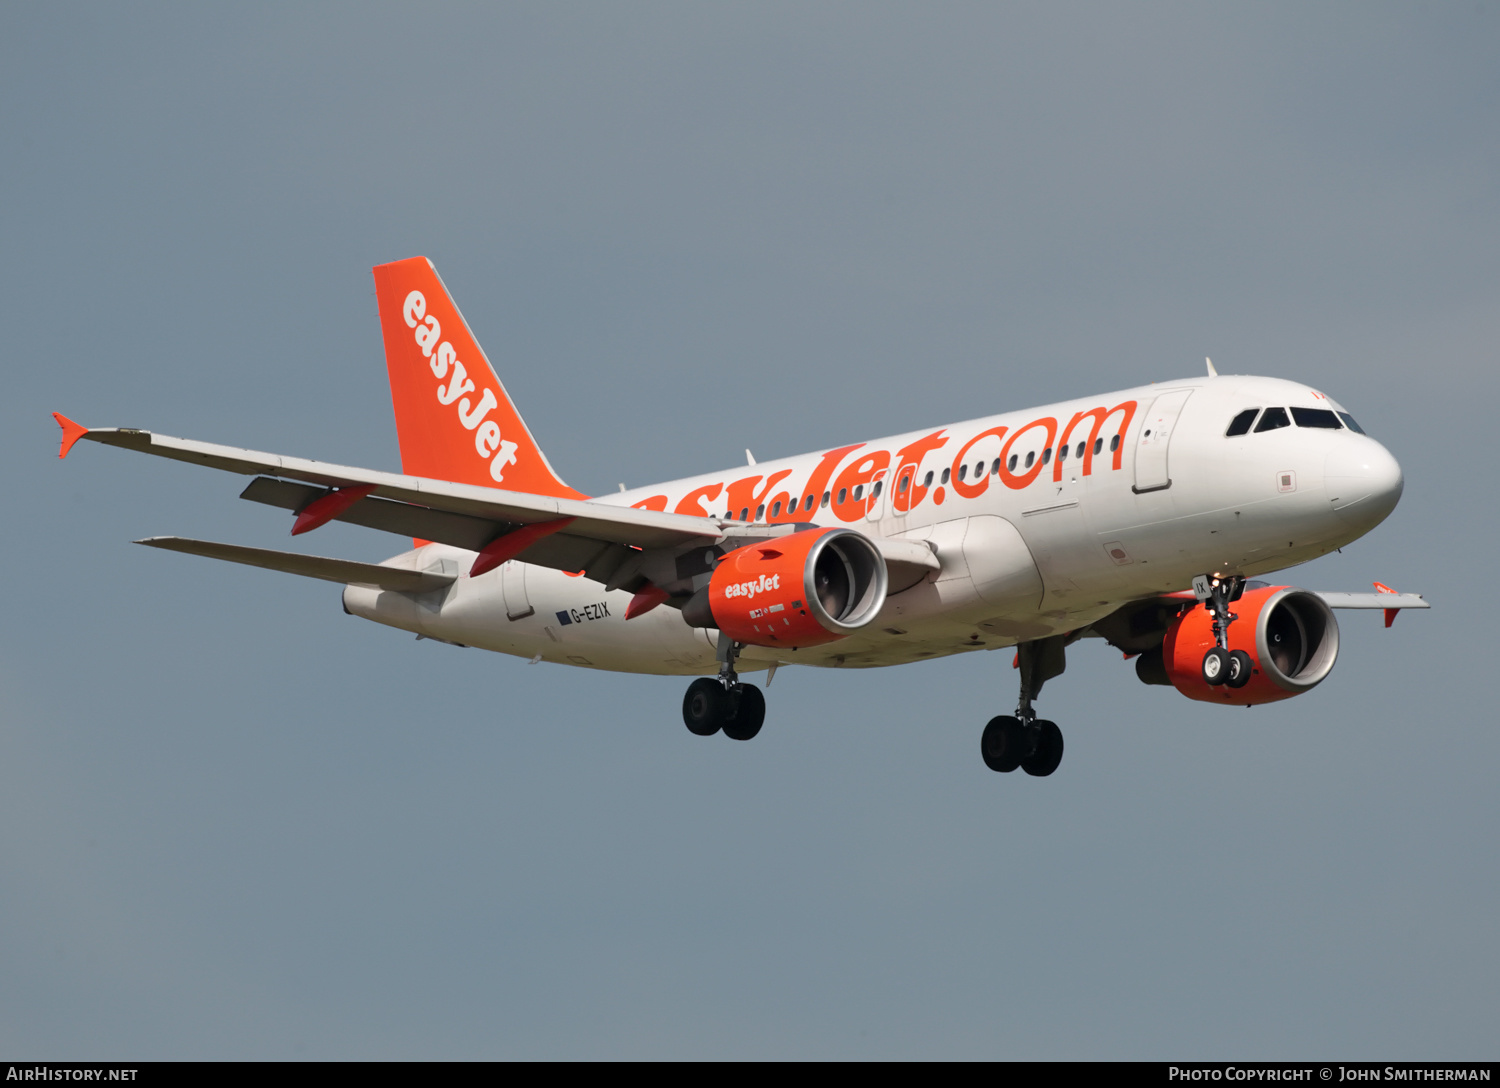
[1315,592,1428,610]
[135,537,456,593]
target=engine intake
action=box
[683,527,887,648]
[1161,585,1340,705]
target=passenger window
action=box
[1254,407,1291,432]
[974,461,984,478]
[940,468,951,485]
[740,507,749,520]
[992,457,1002,474]
[1075,441,1085,459]
[771,501,782,518]
[873,479,882,498]
[1093,437,1103,456]
[1024,451,1035,468]
[922,471,933,488]
[1337,412,1366,435]
[756,503,766,520]
[1058,444,1068,462]
[853,485,863,501]
[837,488,847,505]
[1042,448,1051,464]
[1007,454,1018,471]
[898,476,909,494]
[1291,407,1341,429]
[1225,408,1259,436]
[1109,434,1120,452]
[958,464,968,482]
[821,492,830,508]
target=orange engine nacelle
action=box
[684,527,888,648]
[1162,585,1341,705]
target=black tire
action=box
[1021,720,1064,777]
[1202,646,1230,686]
[981,715,1028,773]
[683,677,727,736]
[722,684,765,741]
[1226,649,1253,689]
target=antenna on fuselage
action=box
[1205,357,1219,377]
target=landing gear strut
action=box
[1196,575,1251,688]
[682,634,766,740]
[981,635,1067,777]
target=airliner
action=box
[53,257,1425,777]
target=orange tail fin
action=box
[372,257,586,498]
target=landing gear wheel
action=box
[683,677,727,736]
[981,715,1028,773]
[1021,720,1064,777]
[1225,649,1253,689]
[1202,646,1230,686]
[722,684,765,741]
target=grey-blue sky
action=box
[2,3,1496,1058]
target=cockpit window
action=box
[1291,407,1341,429]
[1225,409,1259,437]
[1337,412,1366,435]
[1254,407,1291,433]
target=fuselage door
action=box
[865,468,889,523]
[1133,389,1194,493]
[501,560,535,620]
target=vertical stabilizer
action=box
[372,257,586,498]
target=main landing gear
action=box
[1196,575,1252,690]
[682,635,766,741]
[981,635,1067,777]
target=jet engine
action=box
[1161,585,1341,705]
[682,527,887,648]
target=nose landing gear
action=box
[681,634,766,741]
[981,635,1068,777]
[1196,575,1251,688]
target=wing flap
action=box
[240,477,503,552]
[135,537,457,592]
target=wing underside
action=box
[64,422,940,594]
[73,424,723,585]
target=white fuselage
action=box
[343,375,1403,675]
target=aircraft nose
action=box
[1325,438,1403,531]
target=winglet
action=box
[1205,357,1219,377]
[1374,581,1399,628]
[52,413,89,459]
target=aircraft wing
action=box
[1314,591,1429,611]
[63,421,725,584]
[61,419,940,594]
